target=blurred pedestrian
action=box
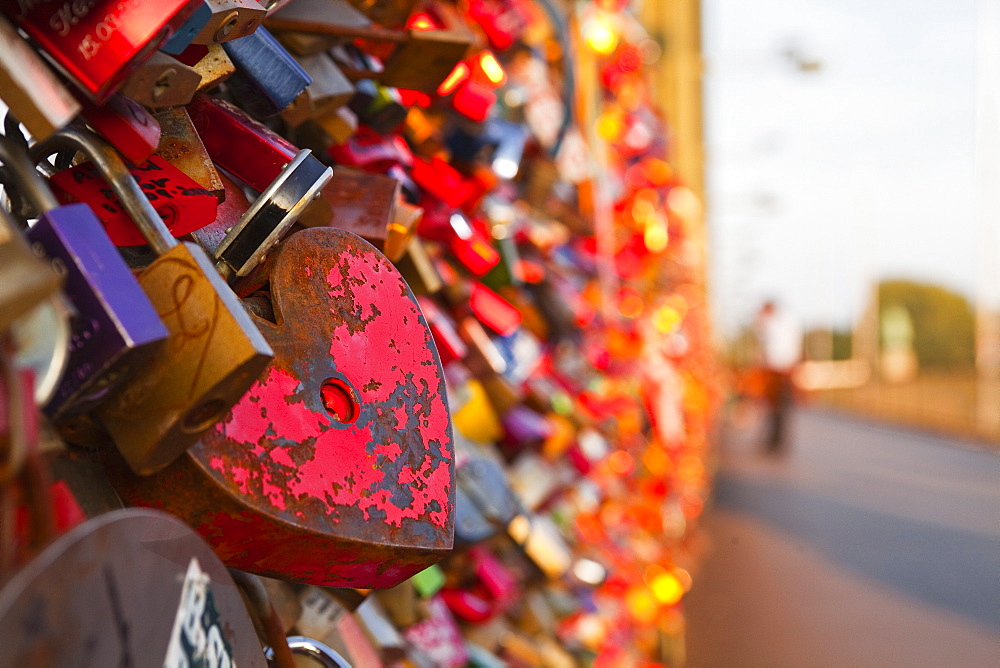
[753,300,803,453]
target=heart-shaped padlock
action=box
[108,227,455,587]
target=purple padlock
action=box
[0,138,169,419]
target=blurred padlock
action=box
[297,52,356,117]
[454,456,519,546]
[117,52,202,108]
[0,201,61,334]
[0,0,203,101]
[265,8,472,92]
[108,227,454,586]
[348,78,408,135]
[222,26,312,118]
[327,125,413,173]
[395,237,444,296]
[268,0,369,56]
[32,126,273,475]
[0,509,266,666]
[343,0,421,28]
[48,154,218,247]
[0,15,80,142]
[80,94,161,165]
[153,106,225,201]
[298,167,399,248]
[467,0,529,51]
[0,137,169,420]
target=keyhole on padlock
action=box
[215,12,241,42]
[153,69,176,103]
[320,378,360,424]
[182,399,227,433]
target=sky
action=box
[702,0,987,336]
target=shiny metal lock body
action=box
[0,14,80,142]
[0,509,266,667]
[0,0,203,102]
[118,52,202,108]
[164,0,266,54]
[109,227,454,587]
[222,26,312,118]
[0,138,169,420]
[212,149,332,280]
[187,94,298,192]
[33,126,273,476]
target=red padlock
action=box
[80,94,161,165]
[0,0,204,101]
[49,155,217,246]
[186,93,298,192]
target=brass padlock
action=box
[265,5,472,93]
[118,52,202,108]
[0,14,80,142]
[0,206,61,333]
[30,126,273,476]
[342,0,421,28]
[153,107,225,201]
[192,43,238,92]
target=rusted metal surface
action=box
[109,227,454,587]
[154,107,225,201]
[298,167,399,251]
[0,509,265,666]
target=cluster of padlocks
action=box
[0,0,719,665]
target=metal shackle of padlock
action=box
[107,227,455,588]
[0,136,170,421]
[264,637,351,668]
[30,126,273,476]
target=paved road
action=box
[684,405,1000,667]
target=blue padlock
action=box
[222,26,312,118]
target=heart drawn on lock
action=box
[108,227,455,587]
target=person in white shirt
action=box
[753,300,803,453]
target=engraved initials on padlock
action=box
[32,126,273,475]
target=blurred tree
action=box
[878,279,976,369]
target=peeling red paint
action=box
[117,228,455,586]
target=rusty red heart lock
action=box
[107,226,455,588]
